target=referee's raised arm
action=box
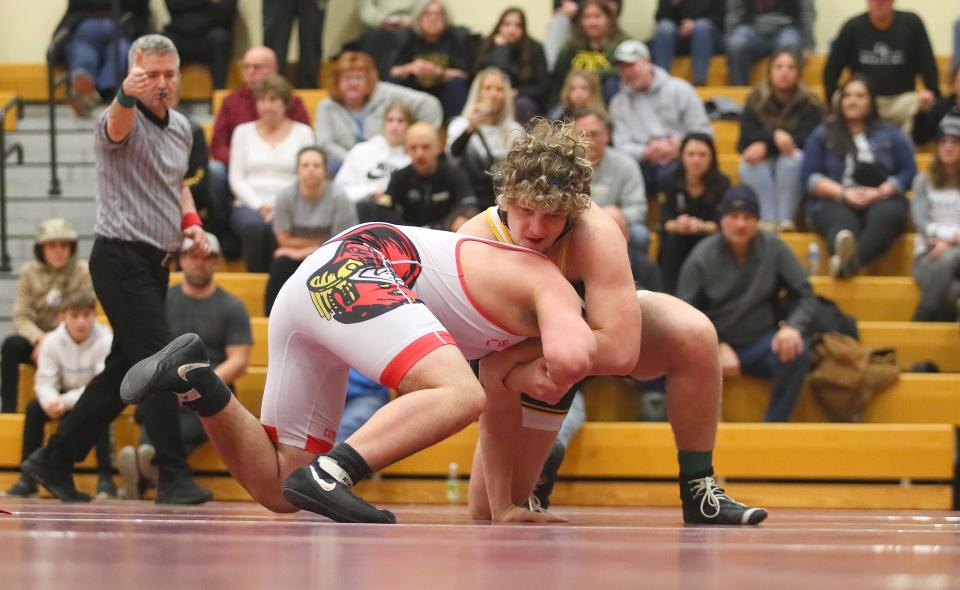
[107,48,178,143]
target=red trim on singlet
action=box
[455,238,539,337]
[262,423,334,454]
[380,330,456,390]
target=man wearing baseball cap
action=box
[677,185,816,422]
[609,39,713,196]
[1,219,91,414]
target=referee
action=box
[24,35,212,504]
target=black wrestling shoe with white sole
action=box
[282,456,396,524]
[680,470,768,525]
[121,333,210,404]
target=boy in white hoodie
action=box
[3,290,114,499]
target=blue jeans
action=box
[337,395,387,443]
[738,151,804,224]
[67,18,131,91]
[652,18,722,85]
[733,331,811,422]
[725,25,802,86]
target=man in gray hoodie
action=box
[609,40,713,196]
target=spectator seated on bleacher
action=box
[571,109,659,288]
[388,0,474,121]
[383,122,475,227]
[333,102,412,207]
[658,133,729,294]
[162,0,237,90]
[724,0,814,87]
[54,0,149,116]
[208,46,311,258]
[738,49,824,231]
[914,63,960,146]
[650,0,725,87]
[315,51,442,174]
[543,0,622,72]
[548,70,606,121]
[473,7,549,123]
[1,219,91,415]
[823,0,939,136]
[118,232,251,500]
[609,40,713,197]
[551,0,625,105]
[445,68,523,208]
[228,75,315,273]
[802,75,916,279]
[265,147,358,315]
[2,290,114,499]
[678,185,815,422]
[910,112,960,322]
[346,0,419,80]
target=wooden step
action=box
[0,90,19,132]
[810,276,918,321]
[782,231,916,276]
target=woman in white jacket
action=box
[445,67,523,207]
[333,102,413,204]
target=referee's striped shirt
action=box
[93,103,192,253]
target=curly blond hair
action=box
[494,118,593,215]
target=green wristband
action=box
[116,87,137,109]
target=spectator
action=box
[1,219,91,414]
[162,0,237,89]
[651,0,725,87]
[229,75,315,272]
[658,133,729,294]
[445,68,524,207]
[55,0,149,115]
[571,109,653,272]
[2,291,114,499]
[389,0,472,121]
[315,51,442,173]
[337,370,390,444]
[738,49,824,230]
[474,7,549,123]
[823,0,938,135]
[265,147,358,315]
[333,102,413,204]
[350,0,419,79]
[548,70,606,121]
[725,0,814,87]
[910,113,960,321]
[610,39,713,196]
[444,204,480,232]
[262,0,324,88]
[117,232,252,499]
[914,63,960,146]
[551,0,626,104]
[678,185,815,422]
[208,46,311,254]
[384,122,474,227]
[802,75,916,279]
[544,0,623,72]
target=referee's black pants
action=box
[46,238,187,470]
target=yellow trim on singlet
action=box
[484,206,572,275]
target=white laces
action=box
[526,494,546,513]
[689,476,733,518]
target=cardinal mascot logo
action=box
[306,225,423,324]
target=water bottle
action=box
[445,462,460,503]
[806,241,821,276]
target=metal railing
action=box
[0,96,25,272]
[45,28,70,198]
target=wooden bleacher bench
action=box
[781,231,915,276]
[810,276,919,321]
[718,152,932,183]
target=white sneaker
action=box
[137,444,159,489]
[116,446,140,500]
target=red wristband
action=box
[181,212,203,231]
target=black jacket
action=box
[164,0,237,36]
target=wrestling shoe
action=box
[282,456,396,524]
[22,446,91,503]
[1,476,38,498]
[680,470,767,525]
[120,333,209,404]
[532,440,566,510]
